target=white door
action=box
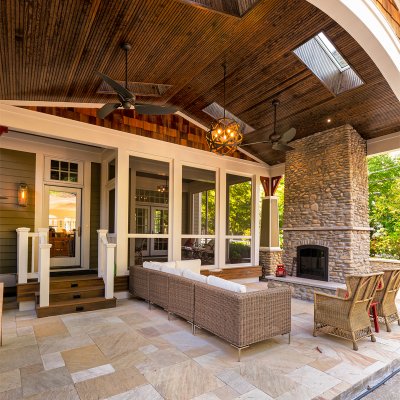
[44,186,81,267]
[150,206,168,256]
[135,206,150,257]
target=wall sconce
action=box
[18,183,28,207]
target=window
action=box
[182,166,216,266]
[50,160,79,182]
[293,32,364,95]
[226,174,252,264]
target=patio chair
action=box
[313,272,383,351]
[373,268,400,332]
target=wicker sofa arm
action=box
[194,283,291,348]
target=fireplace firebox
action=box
[297,245,328,281]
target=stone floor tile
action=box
[235,389,274,400]
[92,331,150,358]
[105,384,163,400]
[145,360,224,400]
[23,384,80,400]
[71,363,115,383]
[0,369,21,393]
[42,352,65,371]
[212,385,240,400]
[21,366,73,398]
[0,345,42,373]
[37,333,94,355]
[19,363,44,378]
[62,344,108,373]
[136,348,189,374]
[217,369,255,396]
[0,387,22,400]
[74,367,147,400]
[33,318,68,338]
[108,350,148,371]
[287,365,341,393]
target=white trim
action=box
[181,235,216,239]
[307,0,400,100]
[81,160,91,268]
[260,247,282,252]
[34,153,44,232]
[283,226,372,231]
[127,234,169,239]
[217,168,226,267]
[367,131,400,155]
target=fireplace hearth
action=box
[297,245,328,281]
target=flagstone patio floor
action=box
[1,284,399,400]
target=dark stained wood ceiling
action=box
[1,0,399,164]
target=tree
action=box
[368,153,400,259]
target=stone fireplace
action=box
[282,125,371,283]
[297,245,328,281]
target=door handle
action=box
[77,226,81,237]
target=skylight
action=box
[315,32,349,72]
[202,102,255,135]
[293,32,364,95]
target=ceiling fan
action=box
[240,99,296,151]
[97,43,178,119]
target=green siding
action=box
[0,149,35,274]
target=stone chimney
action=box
[282,125,370,283]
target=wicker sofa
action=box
[129,265,291,360]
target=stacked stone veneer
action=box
[259,249,282,276]
[282,125,371,283]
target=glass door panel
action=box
[151,206,168,256]
[45,186,81,267]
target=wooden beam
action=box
[260,176,270,196]
[271,176,282,196]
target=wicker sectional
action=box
[129,266,291,359]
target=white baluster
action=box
[97,229,108,278]
[105,243,116,299]
[16,227,30,284]
[38,243,52,308]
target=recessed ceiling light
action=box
[327,118,332,123]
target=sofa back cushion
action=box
[157,261,177,269]
[207,275,247,293]
[160,264,183,276]
[143,261,161,271]
[175,259,201,274]
[182,269,207,283]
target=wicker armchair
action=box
[373,268,400,332]
[313,272,383,350]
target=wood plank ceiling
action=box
[1,0,399,164]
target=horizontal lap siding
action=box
[0,149,35,274]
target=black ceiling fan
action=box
[97,43,178,119]
[240,99,296,151]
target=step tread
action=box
[42,296,115,308]
[35,285,105,296]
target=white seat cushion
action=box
[160,264,183,276]
[182,269,207,283]
[175,259,201,274]
[207,275,247,293]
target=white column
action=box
[115,150,129,275]
[252,174,261,266]
[260,196,280,249]
[34,153,44,230]
[171,160,182,261]
[39,244,52,308]
[97,229,108,278]
[217,168,226,268]
[81,160,91,269]
[105,243,116,299]
[16,227,30,284]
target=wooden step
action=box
[35,286,105,303]
[50,275,104,290]
[36,297,117,318]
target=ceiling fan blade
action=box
[240,140,271,147]
[280,127,296,143]
[97,103,121,119]
[272,142,294,152]
[97,72,134,100]
[135,104,178,115]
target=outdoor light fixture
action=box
[18,183,28,207]
[206,63,243,156]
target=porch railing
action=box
[16,227,52,307]
[97,229,116,299]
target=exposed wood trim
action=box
[271,176,282,195]
[260,176,270,196]
[201,266,262,279]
